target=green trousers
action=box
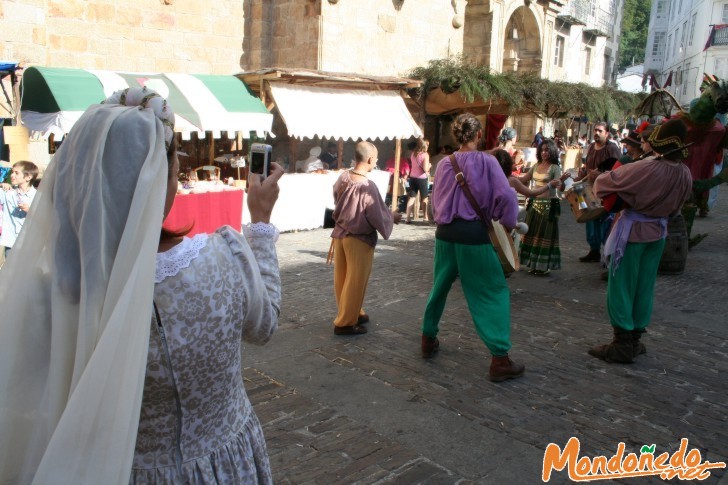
[607,239,665,331]
[422,239,512,356]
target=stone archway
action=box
[502,6,541,74]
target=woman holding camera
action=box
[0,87,283,483]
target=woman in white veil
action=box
[0,88,284,484]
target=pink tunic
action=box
[594,157,692,242]
[409,152,428,179]
[331,171,394,248]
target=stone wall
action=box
[241,0,321,71]
[0,0,245,74]
[319,0,463,76]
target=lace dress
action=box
[131,225,281,484]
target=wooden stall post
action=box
[337,139,344,170]
[208,132,215,179]
[289,137,299,173]
[392,138,402,212]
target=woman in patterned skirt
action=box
[518,139,566,275]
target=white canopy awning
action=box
[268,83,422,141]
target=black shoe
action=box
[334,325,367,335]
[579,250,601,263]
[421,335,440,358]
[357,314,370,325]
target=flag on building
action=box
[704,24,728,50]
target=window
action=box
[715,57,728,79]
[656,0,667,19]
[554,36,565,67]
[585,47,592,75]
[667,33,673,59]
[652,31,666,56]
[680,21,687,52]
[683,62,691,96]
[722,4,728,23]
[688,13,697,47]
[674,29,680,57]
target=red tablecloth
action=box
[163,189,244,237]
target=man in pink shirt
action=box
[330,142,402,335]
[589,119,692,363]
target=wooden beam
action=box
[208,132,215,178]
[337,138,344,170]
[392,138,402,209]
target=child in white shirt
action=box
[0,161,39,258]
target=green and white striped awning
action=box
[20,66,272,139]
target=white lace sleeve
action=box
[217,226,281,345]
[242,222,279,242]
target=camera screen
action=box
[250,151,267,175]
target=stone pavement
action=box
[244,200,728,484]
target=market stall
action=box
[164,185,244,236]
[238,68,422,231]
[242,170,390,233]
[19,66,272,234]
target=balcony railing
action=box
[558,1,614,37]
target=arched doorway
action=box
[502,6,541,74]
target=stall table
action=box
[242,170,390,233]
[164,188,244,236]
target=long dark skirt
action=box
[519,198,561,272]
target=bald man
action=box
[330,142,402,335]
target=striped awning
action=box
[20,66,272,139]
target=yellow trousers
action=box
[333,237,374,327]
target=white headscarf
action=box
[0,89,172,483]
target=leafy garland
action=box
[407,57,645,122]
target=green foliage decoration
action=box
[407,56,646,123]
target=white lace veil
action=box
[0,97,170,483]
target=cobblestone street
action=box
[244,199,728,484]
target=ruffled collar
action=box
[155,233,208,283]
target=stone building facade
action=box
[240,0,624,145]
[241,0,622,90]
[0,0,245,74]
[644,0,728,108]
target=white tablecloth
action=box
[242,169,390,232]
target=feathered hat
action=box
[647,118,690,160]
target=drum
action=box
[489,220,519,277]
[564,181,605,223]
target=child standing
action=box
[0,161,39,258]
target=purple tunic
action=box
[432,151,518,229]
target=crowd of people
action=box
[0,87,700,482]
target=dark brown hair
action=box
[452,113,482,146]
[537,139,560,165]
[491,149,514,177]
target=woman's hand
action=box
[247,162,284,224]
[0,183,11,191]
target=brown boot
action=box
[588,328,634,363]
[632,329,647,357]
[489,355,525,382]
[579,250,601,263]
[421,335,439,358]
